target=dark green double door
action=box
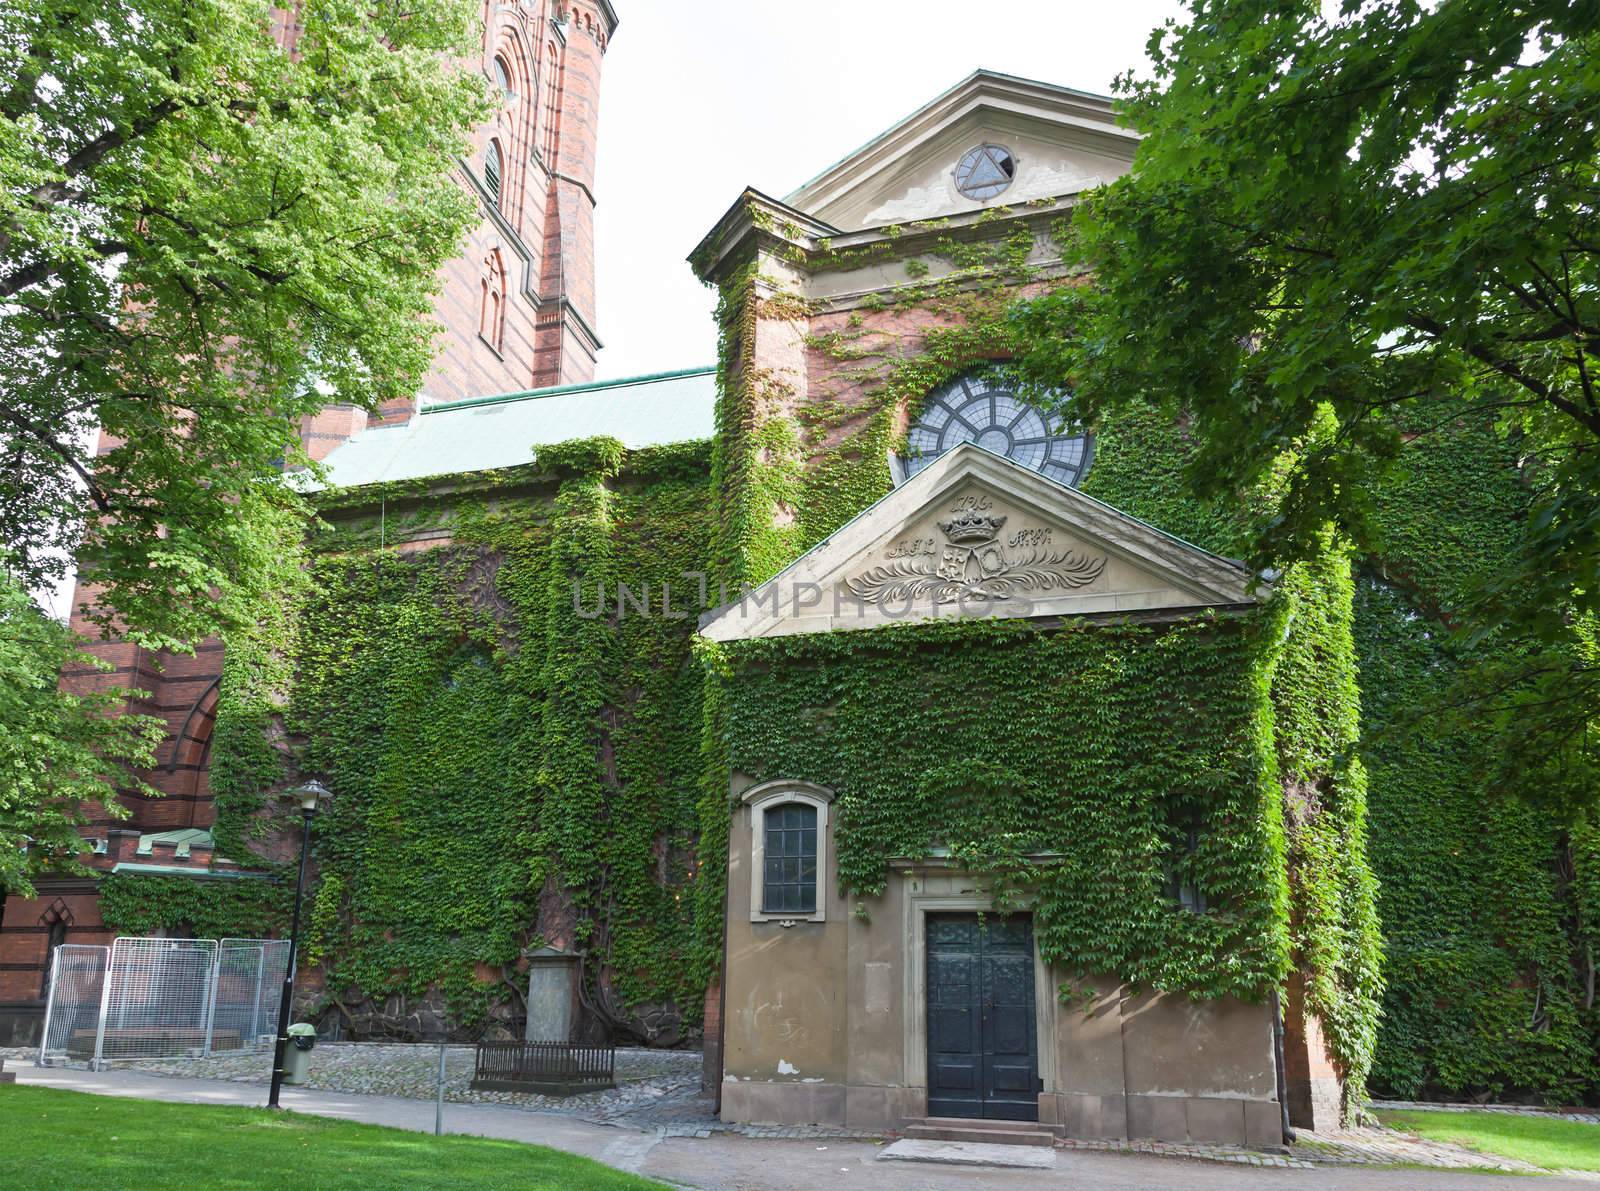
[925,913,1039,1121]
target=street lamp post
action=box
[268,780,328,1109]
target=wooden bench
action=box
[471,1040,615,1095]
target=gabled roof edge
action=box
[421,365,716,415]
[698,443,1262,642]
[784,69,1133,214]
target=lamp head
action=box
[286,780,331,814]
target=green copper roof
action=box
[136,828,213,858]
[315,366,717,491]
[109,863,273,880]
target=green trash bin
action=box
[282,1023,316,1086]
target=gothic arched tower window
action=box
[480,250,506,352]
[542,40,561,163]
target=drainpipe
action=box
[1270,988,1297,1144]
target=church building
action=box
[7,2,1590,1147]
[686,73,1361,1141]
[0,57,1374,1148]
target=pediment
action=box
[699,445,1261,643]
[786,71,1139,231]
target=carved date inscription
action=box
[847,504,1104,606]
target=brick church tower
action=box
[0,2,618,1043]
[423,0,616,409]
[304,0,618,450]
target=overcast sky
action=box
[590,0,1185,380]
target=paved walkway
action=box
[0,1043,873,1141]
[10,1064,1597,1190]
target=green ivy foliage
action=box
[208,501,306,864]
[1270,548,1384,1112]
[1353,400,1598,1102]
[163,197,1591,1116]
[699,224,1379,1109]
[721,615,1296,1000]
[207,440,713,1031]
[100,874,290,940]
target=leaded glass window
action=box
[901,373,1092,487]
[762,803,818,915]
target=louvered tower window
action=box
[485,140,503,208]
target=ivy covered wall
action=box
[692,204,1379,1112]
[100,193,1594,1108]
[718,615,1294,995]
[196,442,714,1039]
[1355,403,1598,1103]
[100,873,290,940]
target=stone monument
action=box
[523,945,581,1042]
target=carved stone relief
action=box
[843,490,1105,607]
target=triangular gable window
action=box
[955,144,1016,200]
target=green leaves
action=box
[1010,8,1600,1094]
[1015,0,1600,652]
[213,445,717,1032]
[723,614,1296,1002]
[0,571,162,895]
[100,872,290,939]
[1,0,489,649]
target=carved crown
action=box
[937,510,1007,546]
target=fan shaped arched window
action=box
[899,372,1092,488]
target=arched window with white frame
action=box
[742,780,834,924]
[493,54,515,102]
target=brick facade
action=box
[1282,972,1346,1132]
[0,2,618,1044]
[417,0,614,412]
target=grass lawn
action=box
[0,1086,665,1190]
[1379,1109,1600,1173]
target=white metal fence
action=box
[37,936,290,1069]
[37,944,109,1065]
[212,939,291,1054]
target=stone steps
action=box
[903,1117,1057,1147]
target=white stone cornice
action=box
[698,443,1264,643]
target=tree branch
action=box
[0,404,109,513]
[1406,311,1600,438]
[0,240,133,301]
[26,99,182,211]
